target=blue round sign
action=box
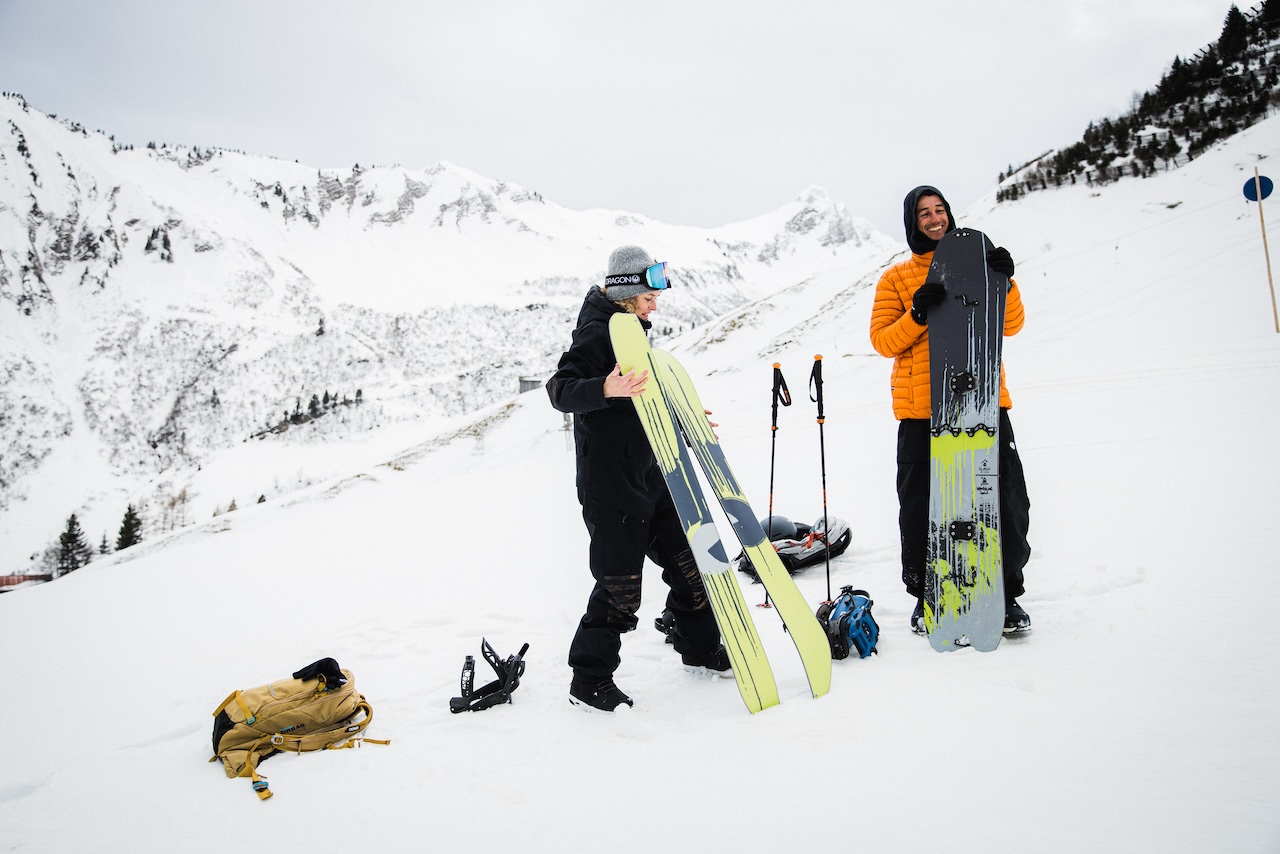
[1244,175,1273,201]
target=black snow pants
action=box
[896,409,1031,602]
[568,495,721,680]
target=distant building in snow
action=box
[519,376,548,394]
[0,574,53,593]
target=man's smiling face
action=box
[915,195,950,243]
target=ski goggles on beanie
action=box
[603,261,672,291]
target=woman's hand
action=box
[603,364,648,398]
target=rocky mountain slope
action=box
[0,92,897,571]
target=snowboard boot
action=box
[1004,600,1031,634]
[681,645,734,678]
[910,598,927,635]
[569,675,634,712]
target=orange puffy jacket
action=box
[869,251,1024,421]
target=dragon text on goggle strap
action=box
[604,263,672,290]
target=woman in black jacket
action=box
[547,245,730,712]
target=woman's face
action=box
[633,292,659,321]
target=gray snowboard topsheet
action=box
[924,228,1008,652]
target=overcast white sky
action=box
[0,0,1236,236]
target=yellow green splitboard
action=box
[925,228,1008,652]
[609,313,780,713]
[649,347,831,699]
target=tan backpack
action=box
[210,658,387,800]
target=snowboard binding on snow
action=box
[449,639,529,713]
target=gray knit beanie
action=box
[604,245,658,301]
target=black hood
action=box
[903,185,956,255]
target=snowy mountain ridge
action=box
[0,92,896,572]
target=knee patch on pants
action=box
[598,573,642,631]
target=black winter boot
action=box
[910,598,927,635]
[569,675,634,712]
[1004,600,1031,634]
[680,645,734,678]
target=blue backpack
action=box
[816,586,879,660]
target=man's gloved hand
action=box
[987,246,1015,278]
[910,281,945,324]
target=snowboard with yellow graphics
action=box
[646,343,831,699]
[608,313,780,714]
[925,229,1007,652]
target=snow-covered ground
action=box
[1,114,1278,852]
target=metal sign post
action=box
[1245,168,1277,333]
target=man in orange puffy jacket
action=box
[869,185,1032,636]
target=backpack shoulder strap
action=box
[212,689,258,725]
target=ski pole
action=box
[762,363,792,608]
[809,355,832,603]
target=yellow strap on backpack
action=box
[212,690,258,725]
[239,699,386,800]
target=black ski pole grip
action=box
[773,364,792,407]
[771,363,791,431]
[809,356,825,423]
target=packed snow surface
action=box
[1,115,1278,852]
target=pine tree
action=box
[1196,46,1222,83]
[99,533,111,555]
[58,513,93,576]
[1218,5,1249,60]
[116,504,143,551]
[1263,0,1280,29]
